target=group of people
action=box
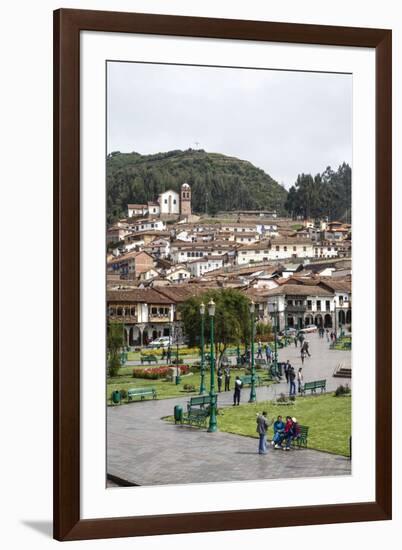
[215,367,244,406]
[317,327,338,342]
[283,360,304,395]
[241,342,273,365]
[256,413,301,454]
[217,366,232,393]
[161,346,172,363]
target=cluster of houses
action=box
[106,183,352,347]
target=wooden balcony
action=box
[149,314,170,323]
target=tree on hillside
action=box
[179,289,252,366]
[106,149,287,223]
[285,163,352,222]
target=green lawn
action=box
[331,336,352,351]
[107,368,274,402]
[216,393,351,456]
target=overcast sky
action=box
[107,61,352,189]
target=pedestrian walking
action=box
[297,367,303,393]
[166,346,172,364]
[284,360,291,383]
[326,329,330,342]
[257,341,263,359]
[301,349,305,364]
[301,340,311,357]
[256,411,273,454]
[217,367,223,393]
[294,336,298,348]
[289,366,296,396]
[233,376,243,406]
[265,343,272,363]
[224,366,231,391]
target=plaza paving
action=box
[107,333,352,487]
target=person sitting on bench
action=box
[272,415,285,449]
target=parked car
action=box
[299,324,317,333]
[147,336,172,349]
[280,327,298,336]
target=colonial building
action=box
[187,256,225,278]
[236,238,339,265]
[127,204,148,217]
[170,240,237,264]
[261,282,352,330]
[127,183,192,220]
[107,289,174,345]
[129,218,167,233]
[107,250,154,279]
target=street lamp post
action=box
[249,301,257,402]
[284,303,288,346]
[273,301,278,376]
[121,307,128,364]
[199,302,206,394]
[175,325,181,385]
[207,299,217,433]
[333,298,337,340]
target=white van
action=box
[148,336,172,349]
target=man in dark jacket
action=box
[217,367,223,392]
[289,366,296,396]
[233,376,243,405]
[224,366,231,391]
[256,411,273,454]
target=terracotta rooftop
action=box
[107,288,173,304]
[263,284,334,297]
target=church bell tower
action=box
[180,182,192,218]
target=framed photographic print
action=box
[54,8,392,541]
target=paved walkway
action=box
[107,333,352,486]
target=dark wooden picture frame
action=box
[54,8,392,541]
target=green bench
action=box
[127,387,157,402]
[301,380,326,395]
[292,425,309,448]
[240,374,263,387]
[140,354,158,364]
[183,395,217,428]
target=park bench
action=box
[127,387,157,402]
[140,354,158,364]
[240,374,263,387]
[292,425,309,448]
[182,394,218,428]
[301,379,326,395]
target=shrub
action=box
[119,389,127,399]
[183,383,196,392]
[108,354,121,378]
[276,392,288,403]
[335,384,351,397]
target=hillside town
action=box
[106,182,352,347]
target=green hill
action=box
[106,149,287,223]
